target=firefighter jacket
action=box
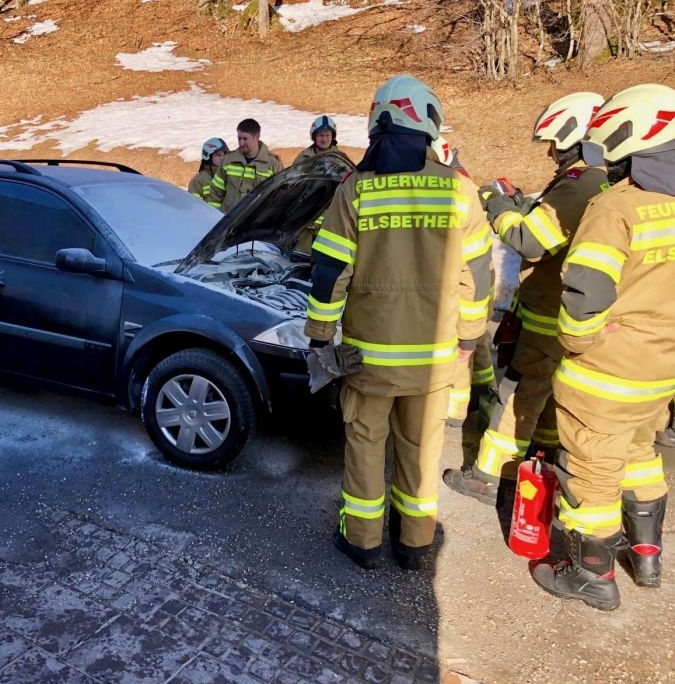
[187,167,216,201]
[293,145,351,165]
[491,162,607,359]
[207,142,283,214]
[304,150,492,396]
[554,178,675,431]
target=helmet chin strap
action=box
[607,158,631,186]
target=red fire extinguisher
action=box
[508,453,557,560]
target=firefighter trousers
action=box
[339,383,448,551]
[554,398,669,539]
[474,330,559,484]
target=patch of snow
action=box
[116,41,211,72]
[276,0,367,33]
[404,24,426,33]
[12,17,58,43]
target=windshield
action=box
[72,179,223,266]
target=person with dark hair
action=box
[304,74,492,571]
[532,83,674,611]
[188,137,228,201]
[207,118,283,214]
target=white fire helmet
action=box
[532,92,605,151]
[430,136,454,165]
[201,137,228,161]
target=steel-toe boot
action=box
[532,529,626,611]
[622,496,667,588]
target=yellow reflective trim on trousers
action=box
[631,219,675,251]
[558,305,608,337]
[312,228,357,265]
[519,306,558,336]
[460,293,490,321]
[558,497,622,535]
[555,358,675,403]
[621,456,665,489]
[476,429,529,477]
[449,386,470,402]
[462,224,492,261]
[212,174,226,190]
[472,366,495,385]
[390,485,437,518]
[306,294,345,322]
[522,207,568,253]
[342,491,385,520]
[496,211,524,240]
[565,242,627,283]
[342,336,458,367]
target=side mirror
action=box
[55,248,107,276]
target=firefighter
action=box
[293,115,344,163]
[207,118,283,214]
[533,83,674,611]
[430,136,497,426]
[304,74,492,570]
[294,116,354,254]
[443,91,608,505]
[188,137,229,201]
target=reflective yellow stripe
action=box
[462,224,492,261]
[520,306,558,336]
[559,497,622,535]
[460,293,490,321]
[631,219,675,251]
[556,358,675,403]
[496,211,524,240]
[522,207,568,253]
[558,305,608,337]
[476,429,529,477]
[621,456,665,489]
[312,229,357,265]
[532,427,559,446]
[224,164,274,181]
[341,491,385,520]
[208,201,220,208]
[306,294,345,322]
[358,188,470,217]
[390,485,437,518]
[342,336,458,367]
[565,242,627,283]
[201,184,211,198]
[212,174,225,190]
[472,366,495,385]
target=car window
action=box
[0,182,94,262]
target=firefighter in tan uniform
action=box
[188,137,229,201]
[533,84,674,611]
[293,116,352,254]
[443,92,608,505]
[207,118,283,214]
[304,75,492,570]
[430,136,497,426]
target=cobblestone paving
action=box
[0,510,449,684]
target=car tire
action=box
[141,348,255,468]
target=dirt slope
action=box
[1,0,674,191]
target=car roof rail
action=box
[0,160,44,175]
[10,159,143,174]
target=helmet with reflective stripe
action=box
[201,137,228,161]
[584,83,675,162]
[532,91,604,151]
[368,74,444,140]
[310,115,337,141]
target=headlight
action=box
[252,320,342,349]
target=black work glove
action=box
[484,192,520,224]
[306,343,364,394]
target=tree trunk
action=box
[259,0,269,39]
[578,0,611,68]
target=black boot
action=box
[388,507,429,570]
[332,530,381,570]
[532,530,625,611]
[622,496,667,588]
[654,427,675,449]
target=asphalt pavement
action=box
[0,377,673,683]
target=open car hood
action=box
[175,151,355,275]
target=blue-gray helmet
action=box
[201,137,228,161]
